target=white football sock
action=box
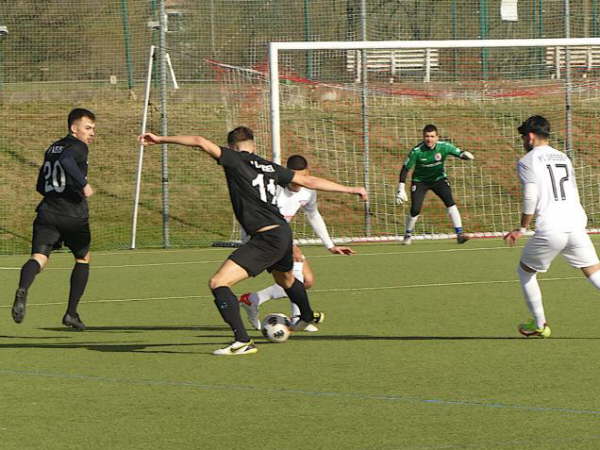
[517,265,546,328]
[254,284,286,306]
[405,215,419,234]
[293,261,304,282]
[447,205,463,229]
[587,270,600,290]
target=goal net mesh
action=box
[209,45,600,243]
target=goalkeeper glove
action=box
[461,151,474,160]
[396,182,408,204]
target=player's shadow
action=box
[0,341,210,354]
[39,325,229,334]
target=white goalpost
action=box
[262,38,600,243]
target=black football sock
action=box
[67,262,89,315]
[212,287,250,342]
[18,259,41,290]
[284,279,313,322]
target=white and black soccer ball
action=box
[261,313,291,343]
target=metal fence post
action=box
[479,0,489,80]
[159,0,171,247]
[304,0,314,79]
[360,0,371,236]
[119,0,135,90]
[564,0,573,160]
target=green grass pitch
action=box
[1,238,600,449]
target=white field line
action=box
[0,275,580,309]
[0,245,521,271]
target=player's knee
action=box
[303,274,315,289]
[76,252,91,264]
[31,254,48,271]
[445,201,457,209]
[410,207,421,217]
[274,272,295,289]
[208,276,223,290]
[518,262,536,274]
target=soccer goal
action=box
[206,38,600,246]
[260,38,600,244]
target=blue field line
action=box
[1,367,599,418]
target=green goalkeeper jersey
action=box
[403,141,463,183]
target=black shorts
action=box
[31,210,91,259]
[410,178,455,216]
[229,224,293,277]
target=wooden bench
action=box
[346,48,439,82]
[546,46,600,78]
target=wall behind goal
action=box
[1,1,600,253]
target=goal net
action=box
[208,38,600,244]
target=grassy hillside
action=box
[1,81,600,254]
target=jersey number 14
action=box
[546,164,569,201]
[252,174,278,204]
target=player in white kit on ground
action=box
[239,155,354,331]
[504,115,600,338]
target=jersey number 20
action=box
[546,164,569,201]
[43,161,66,193]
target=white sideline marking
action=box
[0,276,580,309]
[0,245,519,271]
[0,368,599,418]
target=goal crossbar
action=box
[268,38,600,162]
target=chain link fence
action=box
[1,1,599,253]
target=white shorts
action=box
[521,230,600,272]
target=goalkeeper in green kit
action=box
[396,124,474,245]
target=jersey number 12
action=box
[546,164,569,201]
[43,160,66,193]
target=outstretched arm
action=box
[448,143,474,161]
[291,173,367,200]
[139,133,222,159]
[303,203,354,255]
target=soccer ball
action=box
[261,313,291,343]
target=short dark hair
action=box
[68,108,95,130]
[518,115,550,138]
[286,154,308,170]
[227,126,254,147]
[422,124,438,134]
